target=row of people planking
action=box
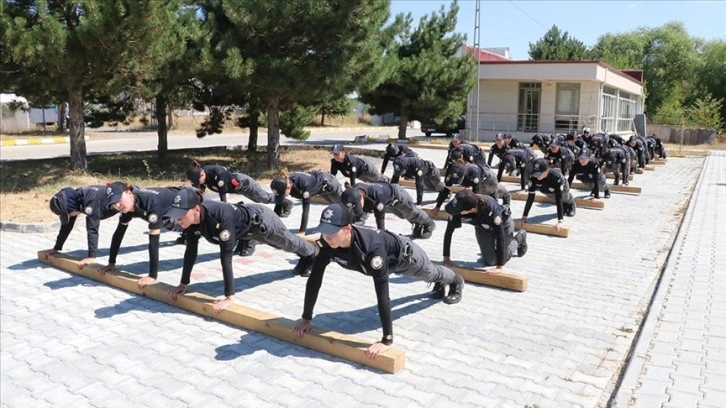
[42,129,662,358]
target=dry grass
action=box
[0,147,332,223]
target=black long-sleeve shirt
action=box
[523,169,569,221]
[199,164,237,202]
[390,156,435,204]
[443,195,509,265]
[303,227,406,343]
[568,158,606,198]
[487,143,509,167]
[287,171,328,233]
[341,182,397,230]
[381,145,417,173]
[330,154,376,186]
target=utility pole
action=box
[470,0,482,141]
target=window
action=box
[601,87,617,133]
[517,82,541,132]
[617,91,636,132]
[555,83,580,131]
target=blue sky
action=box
[390,1,726,60]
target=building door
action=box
[518,82,541,132]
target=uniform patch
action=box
[473,177,480,184]
[105,186,113,196]
[370,256,384,270]
[445,176,450,182]
[148,214,158,223]
[394,165,400,171]
[548,187,554,192]
[469,156,474,162]
[173,195,182,205]
[84,206,93,215]
[323,209,334,219]
[351,166,357,173]
[417,170,423,176]
[303,191,310,199]
[217,180,224,187]
[219,230,231,241]
[493,215,502,225]
[376,202,384,211]
[346,202,353,208]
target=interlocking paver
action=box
[2,144,719,407]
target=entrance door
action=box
[518,83,541,132]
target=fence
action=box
[647,124,719,145]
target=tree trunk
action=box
[266,98,281,169]
[156,94,168,161]
[320,110,326,127]
[57,102,67,132]
[68,89,87,170]
[397,115,408,140]
[167,100,174,130]
[247,110,259,153]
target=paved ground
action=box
[614,151,726,408]
[0,144,714,407]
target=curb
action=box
[0,221,59,233]
[0,136,91,147]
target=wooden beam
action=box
[37,250,406,373]
[644,165,655,171]
[509,192,605,210]
[437,263,527,292]
[420,208,569,238]
[651,159,667,164]
[569,182,642,194]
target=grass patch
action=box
[0,147,332,223]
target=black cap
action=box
[340,188,363,218]
[104,182,128,209]
[331,144,345,154]
[445,190,478,215]
[446,162,466,184]
[385,143,399,157]
[582,127,591,134]
[49,188,72,225]
[318,203,353,235]
[530,158,549,178]
[495,133,504,141]
[449,149,463,162]
[504,133,513,140]
[270,177,289,204]
[186,166,203,187]
[549,139,560,149]
[165,187,203,220]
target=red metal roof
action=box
[465,45,510,62]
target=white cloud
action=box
[627,2,640,9]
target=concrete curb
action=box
[0,136,90,147]
[0,221,59,233]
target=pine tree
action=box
[528,25,591,61]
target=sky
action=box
[390,1,726,60]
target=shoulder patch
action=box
[473,177,480,184]
[370,255,384,270]
[219,230,231,241]
[351,166,357,173]
[303,191,310,199]
[493,215,502,225]
[148,213,158,223]
[84,206,93,215]
[375,202,384,211]
[417,170,423,176]
[217,180,224,187]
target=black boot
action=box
[604,189,611,199]
[444,274,464,304]
[565,201,576,217]
[279,199,293,218]
[292,255,314,277]
[515,230,528,257]
[420,221,436,239]
[430,282,446,299]
[235,239,257,256]
[411,223,423,238]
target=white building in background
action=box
[459,48,645,141]
[0,93,30,133]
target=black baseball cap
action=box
[331,144,346,154]
[104,182,128,209]
[318,203,353,235]
[165,187,203,219]
[495,133,505,141]
[186,166,203,187]
[340,188,364,218]
[549,139,560,149]
[446,162,466,184]
[530,158,549,178]
[270,177,288,204]
[49,188,73,225]
[445,190,478,215]
[385,143,399,156]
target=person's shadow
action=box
[213,291,436,370]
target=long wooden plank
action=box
[420,207,569,238]
[502,173,635,183]
[650,160,667,165]
[37,250,405,373]
[569,181,642,194]
[644,165,655,171]
[438,263,527,292]
[509,192,605,210]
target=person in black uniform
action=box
[44,185,119,266]
[186,160,293,217]
[99,182,182,288]
[444,135,487,169]
[390,156,444,205]
[341,182,437,239]
[599,145,631,186]
[487,133,510,168]
[545,139,575,177]
[568,148,611,200]
[164,188,320,313]
[442,190,527,274]
[432,161,509,216]
[504,133,524,149]
[381,142,417,174]
[566,131,587,156]
[330,144,387,186]
[292,203,464,359]
[270,169,342,236]
[499,146,537,191]
[518,158,576,232]
[653,135,667,159]
[529,133,552,154]
[627,135,647,170]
